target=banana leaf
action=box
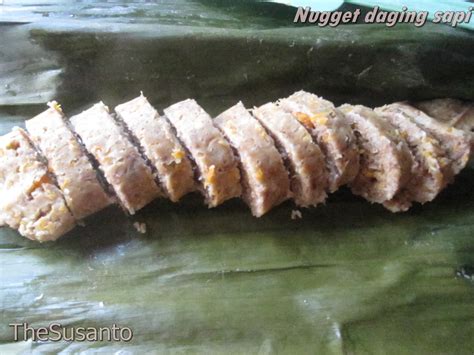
[1,1,473,353]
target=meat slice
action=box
[215,102,291,216]
[252,102,328,207]
[25,102,112,220]
[70,102,161,214]
[115,94,195,202]
[0,128,75,242]
[339,105,413,206]
[379,103,471,183]
[374,106,446,210]
[164,99,241,207]
[278,91,359,192]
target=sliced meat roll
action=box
[339,105,413,205]
[379,103,471,183]
[70,102,161,214]
[164,99,241,207]
[115,94,195,202]
[0,128,75,242]
[25,101,113,220]
[252,102,328,207]
[278,91,359,192]
[215,102,291,217]
[374,107,446,211]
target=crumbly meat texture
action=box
[278,91,359,192]
[25,102,112,220]
[164,99,241,207]
[253,102,328,207]
[0,128,75,242]
[339,105,413,206]
[70,102,161,214]
[380,103,471,183]
[215,102,291,217]
[115,94,195,202]
[375,107,447,211]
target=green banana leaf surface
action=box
[1,1,473,353]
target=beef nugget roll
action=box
[340,105,413,206]
[70,102,162,214]
[278,91,359,192]
[26,101,113,220]
[215,102,291,216]
[0,128,75,242]
[253,102,328,207]
[375,106,447,210]
[164,99,241,207]
[115,94,195,202]
[379,103,471,184]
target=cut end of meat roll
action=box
[252,102,328,208]
[278,90,359,192]
[374,106,447,207]
[414,98,474,128]
[413,99,474,163]
[215,101,291,217]
[115,94,196,203]
[0,128,75,242]
[25,101,113,221]
[164,99,241,208]
[339,104,413,206]
[70,102,162,215]
[379,103,471,184]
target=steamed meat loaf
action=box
[278,91,359,192]
[380,103,471,183]
[115,94,195,202]
[215,102,291,217]
[253,102,328,207]
[25,102,112,220]
[164,99,241,207]
[0,128,75,242]
[375,106,446,207]
[1,91,472,243]
[339,105,413,206]
[70,102,162,214]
